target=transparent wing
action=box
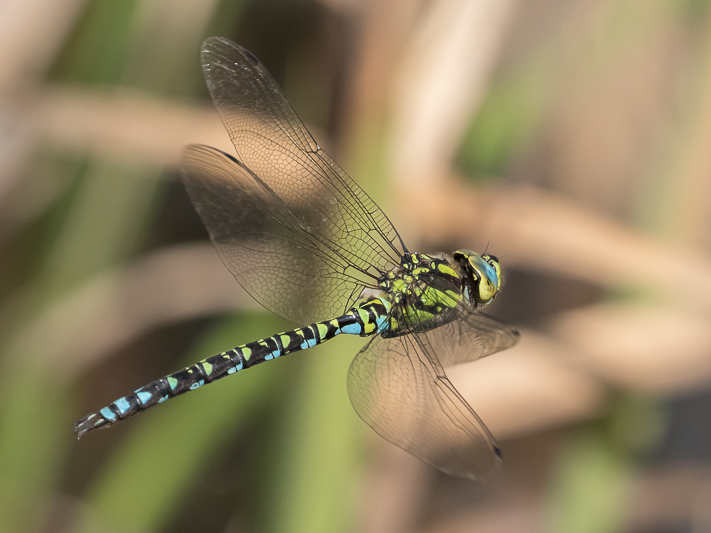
[183,145,385,324]
[186,37,406,323]
[431,308,519,367]
[347,324,503,480]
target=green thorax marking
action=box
[378,253,462,293]
[377,253,464,337]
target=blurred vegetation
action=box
[1,1,711,532]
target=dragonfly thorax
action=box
[377,253,455,290]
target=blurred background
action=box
[1,0,711,532]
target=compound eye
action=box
[482,255,502,285]
[477,275,497,302]
[468,254,501,305]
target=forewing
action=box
[347,330,502,480]
[182,145,381,324]
[197,38,406,314]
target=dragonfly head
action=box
[453,250,502,307]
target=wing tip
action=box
[200,37,260,67]
[180,144,237,165]
[201,36,233,52]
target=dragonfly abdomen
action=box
[74,347,248,437]
[74,297,392,438]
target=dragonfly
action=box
[75,37,519,480]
